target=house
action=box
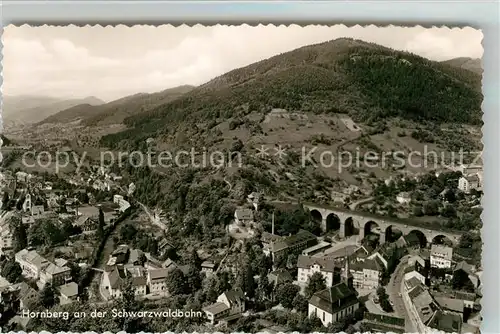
[404,282,439,327]
[453,261,480,289]
[201,260,217,276]
[406,255,428,278]
[59,282,79,305]
[268,269,293,286]
[426,310,462,333]
[269,229,318,262]
[234,207,254,225]
[297,255,338,287]
[458,175,480,193]
[31,205,45,217]
[396,192,411,204]
[367,252,389,269]
[102,266,126,299]
[0,220,14,255]
[18,282,38,310]
[147,268,170,294]
[395,233,421,250]
[102,265,148,299]
[430,244,453,269]
[308,282,359,327]
[433,296,464,319]
[203,288,245,325]
[15,249,51,279]
[247,192,261,211]
[349,257,385,290]
[131,276,148,297]
[350,245,372,262]
[39,260,72,287]
[73,215,97,232]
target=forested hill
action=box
[101,38,482,149]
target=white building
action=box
[430,244,453,269]
[297,255,337,287]
[15,249,71,287]
[0,216,14,255]
[203,288,245,324]
[396,192,411,204]
[308,282,359,327]
[458,175,480,193]
[147,268,169,294]
[350,257,385,290]
[113,195,131,212]
[234,207,254,225]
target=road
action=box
[349,197,374,210]
[386,255,418,333]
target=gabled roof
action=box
[59,282,78,298]
[272,229,317,252]
[430,244,453,260]
[268,269,293,285]
[203,301,230,315]
[454,261,475,275]
[297,255,337,272]
[148,268,170,281]
[434,296,464,313]
[234,208,254,220]
[427,310,462,333]
[308,282,358,314]
[222,288,244,306]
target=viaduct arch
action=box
[304,203,461,246]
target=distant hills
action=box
[2,95,105,125]
[99,38,482,150]
[38,85,195,126]
[441,57,483,75]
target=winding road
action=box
[387,255,418,333]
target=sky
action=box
[2,25,483,102]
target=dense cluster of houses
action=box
[99,244,218,301]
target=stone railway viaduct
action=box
[302,203,461,246]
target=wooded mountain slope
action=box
[101,38,482,150]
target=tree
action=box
[97,206,105,238]
[423,200,440,216]
[185,249,202,270]
[305,272,326,298]
[451,270,475,292]
[13,219,28,252]
[0,260,22,283]
[377,287,393,312]
[39,283,56,308]
[256,272,272,302]
[166,268,187,295]
[2,192,9,208]
[276,283,300,309]
[120,277,136,310]
[293,294,308,313]
[185,265,202,293]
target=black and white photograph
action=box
[0,24,484,333]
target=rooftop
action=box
[430,244,453,260]
[308,282,358,314]
[297,255,337,272]
[59,282,78,298]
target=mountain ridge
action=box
[38,85,195,126]
[100,38,482,150]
